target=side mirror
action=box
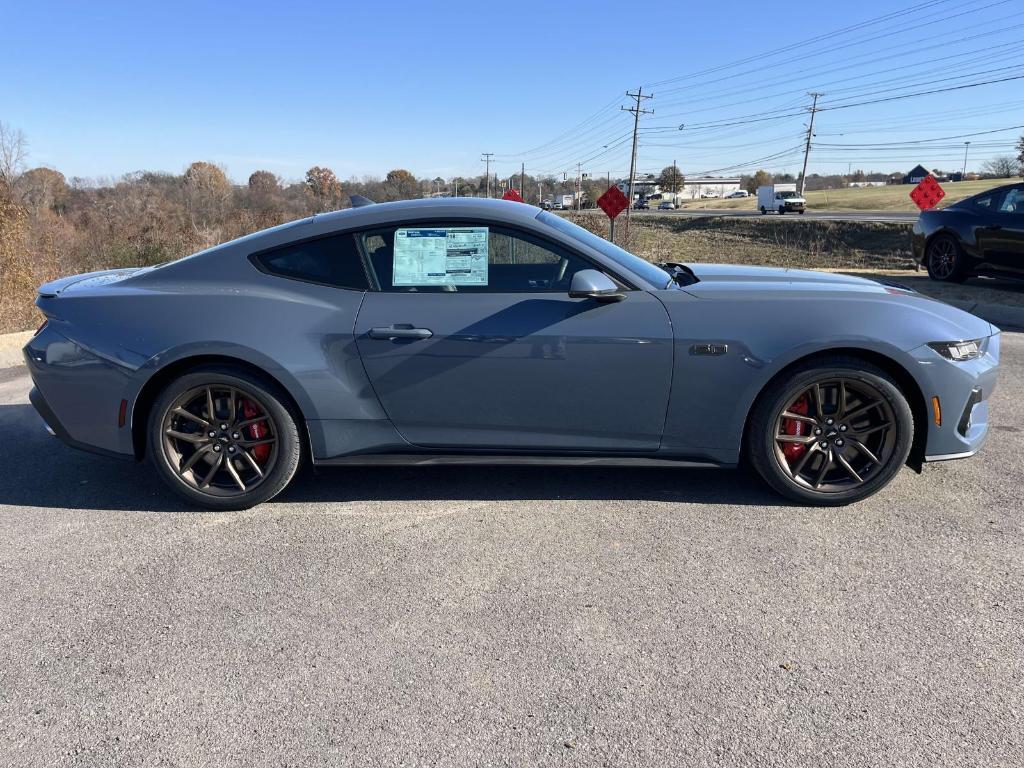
[569,269,625,302]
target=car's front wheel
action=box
[747,357,913,505]
[926,234,968,282]
[148,366,302,510]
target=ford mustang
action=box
[914,181,1024,282]
[25,198,999,510]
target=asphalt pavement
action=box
[1,336,1021,766]
[641,209,919,223]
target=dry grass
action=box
[679,177,1015,212]
[565,212,916,270]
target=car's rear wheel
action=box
[760,206,767,215]
[747,358,913,505]
[926,234,968,282]
[148,366,302,510]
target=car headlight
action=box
[928,339,983,361]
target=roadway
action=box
[637,208,920,223]
[0,335,1021,766]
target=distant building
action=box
[678,178,741,200]
[903,164,932,184]
[846,181,887,188]
[616,177,741,201]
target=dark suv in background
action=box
[914,181,1024,282]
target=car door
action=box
[352,221,673,452]
[977,186,1024,274]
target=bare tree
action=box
[0,122,28,188]
[982,156,1018,178]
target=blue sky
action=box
[5,0,1023,184]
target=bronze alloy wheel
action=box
[747,357,914,505]
[159,383,279,498]
[772,377,898,494]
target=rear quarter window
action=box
[253,233,369,290]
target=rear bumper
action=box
[23,326,135,460]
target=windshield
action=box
[536,211,671,288]
[779,191,799,199]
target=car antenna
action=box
[349,194,376,208]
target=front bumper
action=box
[911,332,1000,462]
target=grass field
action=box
[679,177,1017,212]
[565,211,916,270]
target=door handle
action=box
[369,326,433,340]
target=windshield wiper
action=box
[658,262,699,287]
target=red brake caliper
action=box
[240,399,270,464]
[782,395,810,463]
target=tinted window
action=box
[254,234,369,289]
[998,188,1024,214]
[358,224,601,293]
[971,192,998,210]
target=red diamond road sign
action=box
[910,175,945,211]
[502,188,524,202]
[597,185,628,219]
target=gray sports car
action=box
[24,198,999,510]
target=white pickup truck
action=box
[757,184,806,215]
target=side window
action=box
[253,234,369,290]
[357,224,601,293]
[972,192,999,211]
[997,188,1024,214]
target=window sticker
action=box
[392,227,489,286]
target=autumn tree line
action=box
[0,123,603,333]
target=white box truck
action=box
[757,184,806,215]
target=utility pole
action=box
[481,153,494,197]
[520,162,525,199]
[672,159,678,203]
[575,162,583,211]
[798,92,822,197]
[962,141,971,181]
[622,87,654,236]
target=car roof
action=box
[177,198,548,261]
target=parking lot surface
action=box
[1,335,1021,766]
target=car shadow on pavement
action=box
[278,464,786,507]
[0,402,787,511]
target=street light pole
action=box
[962,141,971,181]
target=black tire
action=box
[746,357,913,506]
[925,234,969,283]
[148,366,302,510]
[760,206,767,215]
[778,207,786,215]
[798,209,805,214]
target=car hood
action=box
[679,263,996,339]
[684,264,888,292]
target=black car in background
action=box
[914,181,1024,282]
